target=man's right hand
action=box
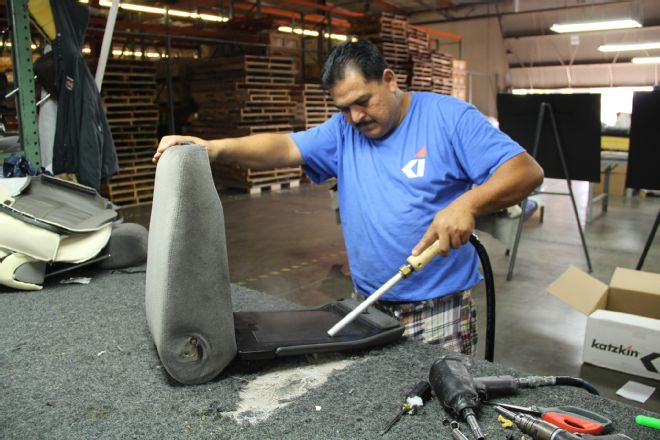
[153,135,215,164]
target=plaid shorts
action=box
[355,290,477,355]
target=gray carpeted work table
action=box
[1,269,658,439]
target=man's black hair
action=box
[321,39,390,91]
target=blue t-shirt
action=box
[290,92,524,301]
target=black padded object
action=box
[33,52,58,98]
[0,73,8,97]
[96,223,148,269]
[235,299,404,360]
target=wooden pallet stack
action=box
[407,26,433,91]
[289,83,337,130]
[214,165,303,195]
[186,55,297,137]
[431,52,454,96]
[452,59,468,101]
[184,55,303,193]
[351,13,410,90]
[101,60,159,207]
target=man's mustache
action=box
[355,119,375,128]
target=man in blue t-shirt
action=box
[155,39,544,355]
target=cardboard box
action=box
[547,266,660,380]
[592,164,627,197]
[268,31,301,50]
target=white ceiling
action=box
[403,0,660,88]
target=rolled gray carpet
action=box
[145,144,236,384]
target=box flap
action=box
[610,267,660,295]
[608,268,660,320]
[547,266,609,315]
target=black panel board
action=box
[627,91,660,190]
[233,299,404,360]
[497,93,601,182]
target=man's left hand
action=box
[411,200,475,258]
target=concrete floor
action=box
[122,178,660,413]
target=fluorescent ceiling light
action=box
[98,1,229,22]
[512,86,653,95]
[277,26,318,37]
[631,56,660,64]
[277,25,347,41]
[599,42,660,52]
[550,19,641,33]
[0,41,37,49]
[112,49,166,58]
[325,33,347,41]
[101,1,165,14]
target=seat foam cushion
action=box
[145,144,236,385]
[96,223,148,269]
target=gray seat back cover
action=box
[2,175,117,232]
[145,144,236,384]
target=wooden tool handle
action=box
[406,241,441,272]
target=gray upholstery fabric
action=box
[14,260,46,285]
[4,175,117,232]
[145,144,236,385]
[96,223,148,269]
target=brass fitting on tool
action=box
[399,264,413,278]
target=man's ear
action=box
[382,68,398,91]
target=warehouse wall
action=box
[413,1,660,91]
[422,17,509,118]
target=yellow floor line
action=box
[235,251,346,285]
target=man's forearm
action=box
[411,152,544,256]
[455,152,544,216]
[208,133,303,170]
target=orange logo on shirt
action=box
[402,147,427,178]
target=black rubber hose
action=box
[469,234,495,363]
[555,376,600,395]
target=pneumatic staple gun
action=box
[429,355,632,440]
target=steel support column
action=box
[6,0,40,165]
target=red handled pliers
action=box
[488,402,613,435]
